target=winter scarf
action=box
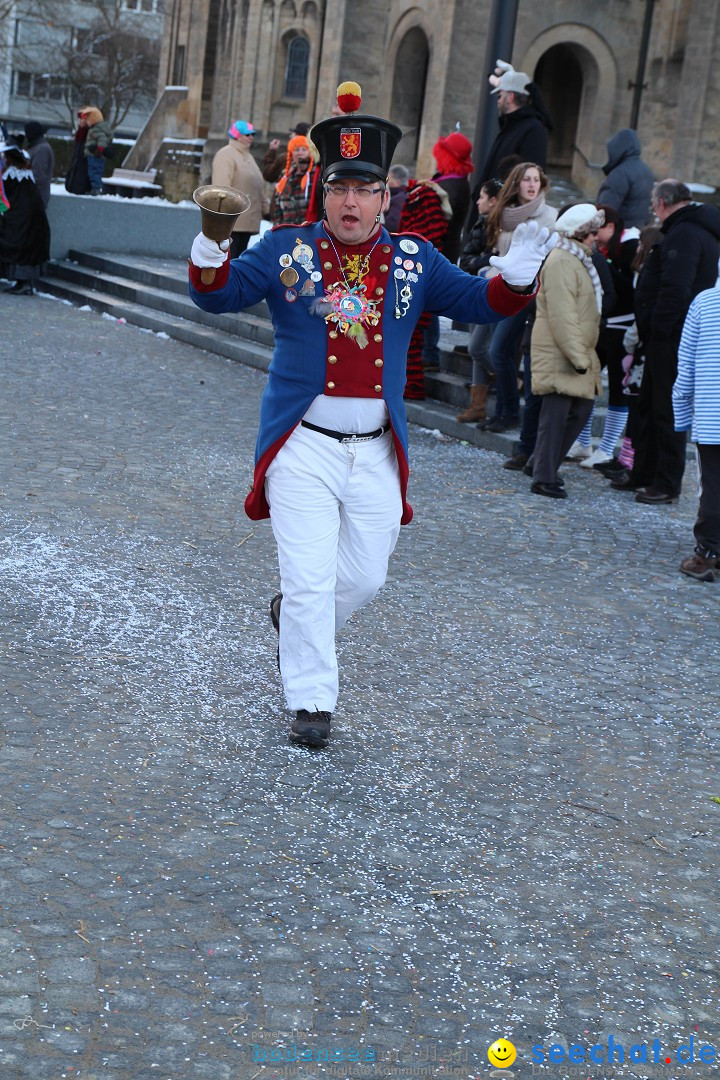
[554,235,604,313]
[500,192,546,232]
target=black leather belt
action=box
[301,420,390,444]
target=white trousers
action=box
[264,423,402,713]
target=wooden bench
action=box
[102,168,163,198]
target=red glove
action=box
[95,146,105,157]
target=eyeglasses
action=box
[324,184,384,200]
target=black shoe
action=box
[502,453,528,471]
[270,592,282,671]
[610,473,648,491]
[290,710,331,748]
[5,280,34,295]
[531,481,567,499]
[635,487,677,505]
[594,457,626,476]
[484,416,519,433]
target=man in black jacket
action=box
[466,69,550,236]
[482,70,548,183]
[611,179,720,503]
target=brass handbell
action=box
[192,184,251,284]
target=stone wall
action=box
[153,0,720,202]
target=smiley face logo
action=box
[488,1039,517,1068]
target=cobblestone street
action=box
[1,291,718,1080]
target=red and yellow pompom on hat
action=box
[336,80,362,114]
[310,80,403,183]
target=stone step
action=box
[49,258,275,349]
[40,274,273,374]
[65,248,270,319]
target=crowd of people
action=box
[2,68,719,593]
[0,103,116,295]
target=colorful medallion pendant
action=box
[322,282,380,348]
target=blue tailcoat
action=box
[189,221,531,522]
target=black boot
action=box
[290,710,331,748]
[270,592,282,672]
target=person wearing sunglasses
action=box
[189,82,555,749]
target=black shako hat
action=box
[311,81,402,184]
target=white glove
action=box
[489,58,514,88]
[489,220,558,287]
[190,232,230,268]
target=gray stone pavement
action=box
[0,290,719,1080]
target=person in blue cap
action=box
[211,118,269,256]
[189,82,556,750]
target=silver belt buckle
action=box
[342,432,370,444]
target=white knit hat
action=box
[555,204,605,237]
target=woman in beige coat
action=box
[529,204,605,497]
[211,119,270,256]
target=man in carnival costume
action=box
[188,82,556,749]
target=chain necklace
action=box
[319,230,384,348]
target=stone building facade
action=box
[157,0,720,197]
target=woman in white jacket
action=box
[481,162,558,432]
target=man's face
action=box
[496,90,516,116]
[651,196,671,223]
[323,178,389,244]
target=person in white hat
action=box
[528,204,605,497]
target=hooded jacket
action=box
[83,111,114,160]
[596,129,654,228]
[634,202,720,345]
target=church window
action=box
[284,35,309,98]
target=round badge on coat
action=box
[403,259,414,271]
[279,254,293,267]
[399,239,419,255]
[292,243,314,265]
[284,288,297,302]
[280,267,300,287]
[310,270,323,282]
[394,268,406,279]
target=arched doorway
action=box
[390,27,429,165]
[533,44,584,174]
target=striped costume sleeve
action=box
[673,300,697,432]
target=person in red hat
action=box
[188,81,556,750]
[431,132,474,265]
[421,130,475,371]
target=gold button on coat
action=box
[328,355,338,364]
[375,287,384,296]
[374,384,382,392]
[323,261,333,269]
[374,333,382,342]
[374,359,383,367]
[379,264,389,272]
[320,241,329,249]
[327,381,335,389]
